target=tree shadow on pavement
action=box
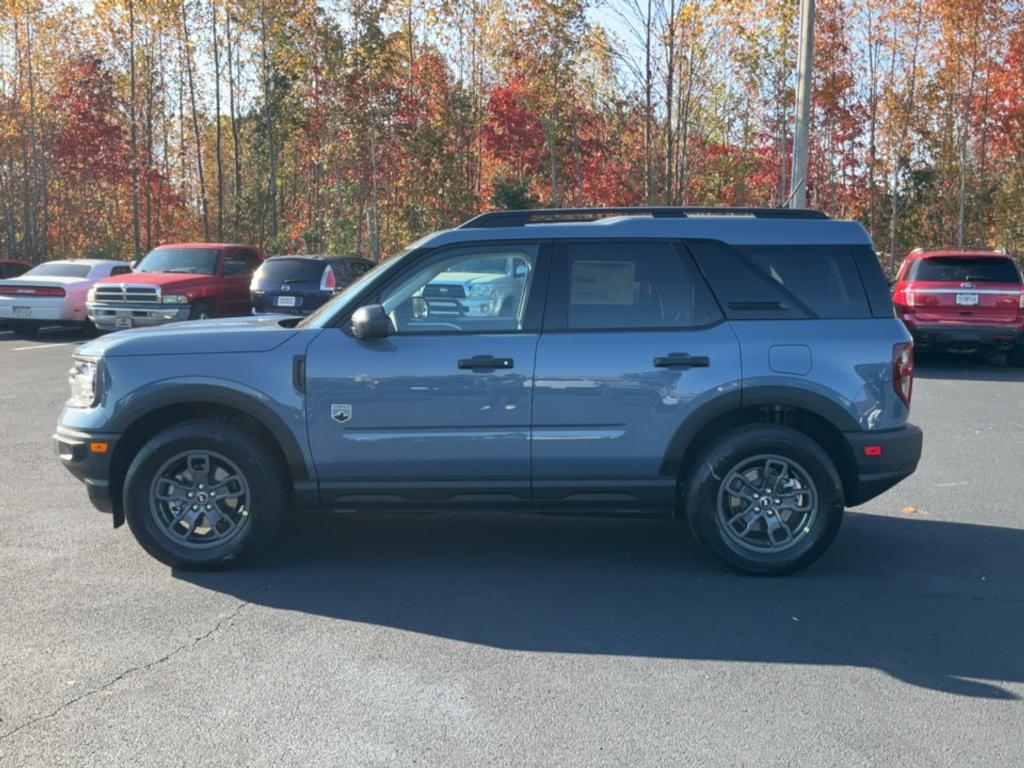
[177,510,1024,701]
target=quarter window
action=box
[560,242,721,330]
[735,245,870,318]
[379,245,538,334]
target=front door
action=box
[305,242,548,507]
[531,240,742,509]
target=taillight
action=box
[893,342,914,407]
[0,285,65,297]
[321,266,336,291]
[1019,292,1024,309]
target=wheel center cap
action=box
[196,492,208,503]
[760,497,772,508]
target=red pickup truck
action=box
[87,243,264,332]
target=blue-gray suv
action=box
[54,207,923,575]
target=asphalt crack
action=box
[0,601,248,745]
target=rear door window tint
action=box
[735,245,871,319]
[556,242,722,330]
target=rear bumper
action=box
[906,323,1022,351]
[0,300,82,322]
[54,426,120,519]
[88,301,190,329]
[843,424,923,506]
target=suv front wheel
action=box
[684,425,844,575]
[123,421,284,569]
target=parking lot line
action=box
[13,342,73,352]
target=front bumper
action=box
[88,301,190,330]
[907,324,1022,352]
[843,424,923,506]
[54,426,121,521]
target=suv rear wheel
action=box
[684,425,844,575]
[123,421,284,569]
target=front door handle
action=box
[458,355,514,371]
[654,353,710,369]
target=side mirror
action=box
[514,263,528,278]
[130,260,138,270]
[351,304,389,339]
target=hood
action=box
[75,314,302,358]
[93,272,215,292]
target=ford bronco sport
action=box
[55,207,923,575]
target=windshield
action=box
[297,250,411,328]
[23,262,92,278]
[136,248,221,275]
[910,256,1021,284]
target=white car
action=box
[0,259,131,338]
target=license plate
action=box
[115,317,133,329]
[12,306,30,318]
[276,296,297,307]
[956,293,979,306]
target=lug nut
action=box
[187,492,194,498]
[205,504,212,511]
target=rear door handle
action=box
[654,353,710,369]
[458,355,514,371]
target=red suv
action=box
[87,243,264,332]
[892,249,1024,366]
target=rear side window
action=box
[735,245,871,319]
[909,256,1021,284]
[553,242,722,330]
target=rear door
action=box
[531,240,741,509]
[908,255,1022,326]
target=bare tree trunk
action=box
[225,3,242,236]
[181,1,210,240]
[260,3,277,242]
[211,0,224,241]
[644,0,653,203]
[663,0,677,205]
[129,0,142,261]
[888,0,924,273]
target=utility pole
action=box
[789,0,815,209]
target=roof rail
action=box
[458,206,829,229]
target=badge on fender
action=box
[331,404,352,423]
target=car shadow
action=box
[914,350,1024,382]
[177,510,1024,700]
[0,325,96,343]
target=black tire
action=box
[1007,347,1024,368]
[683,424,844,576]
[189,301,214,320]
[123,421,284,569]
[9,321,40,338]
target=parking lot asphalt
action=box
[0,327,1022,767]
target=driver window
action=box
[380,245,538,334]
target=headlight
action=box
[467,285,496,298]
[68,358,100,408]
[161,294,189,304]
[87,287,96,303]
